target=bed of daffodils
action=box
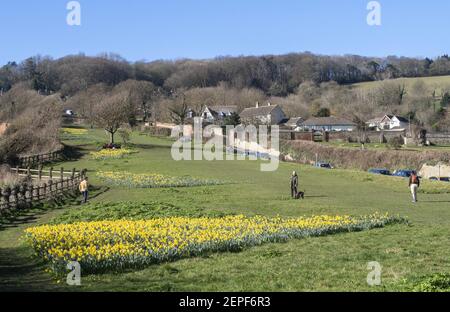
[90,149,136,160]
[96,170,224,188]
[24,213,405,274]
[61,128,88,136]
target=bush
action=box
[387,136,404,150]
[145,126,172,137]
[280,140,450,171]
[118,128,131,145]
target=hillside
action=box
[351,75,450,95]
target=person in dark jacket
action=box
[291,171,299,199]
[408,171,420,203]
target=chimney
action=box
[256,101,259,108]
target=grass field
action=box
[351,75,450,94]
[1,127,450,292]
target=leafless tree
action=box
[93,92,132,144]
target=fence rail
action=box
[0,167,86,217]
[17,149,64,168]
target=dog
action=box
[295,190,305,199]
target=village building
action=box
[239,102,286,125]
[301,116,356,132]
[366,114,410,131]
[281,117,304,131]
[200,106,238,124]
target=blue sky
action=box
[1,0,449,65]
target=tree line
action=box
[1,52,450,158]
[2,53,450,97]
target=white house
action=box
[301,116,356,132]
[201,106,238,124]
[367,115,410,131]
[239,102,286,125]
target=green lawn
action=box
[1,128,450,292]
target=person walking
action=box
[79,176,89,204]
[409,171,420,203]
[291,171,299,199]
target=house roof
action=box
[240,105,281,118]
[367,114,410,124]
[284,117,304,127]
[302,116,356,127]
[394,116,409,123]
[205,106,238,117]
[366,116,384,124]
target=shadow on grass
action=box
[0,186,110,232]
[130,143,174,150]
[0,204,64,232]
[0,246,69,292]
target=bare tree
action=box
[93,92,132,144]
[168,91,189,125]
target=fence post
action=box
[49,167,53,180]
[38,165,43,181]
[0,187,3,215]
[42,183,47,201]
[47,180,53,201]
[60,167,64,181]
[11,187,18,210]
[1,187,11,213]
[26,184,33,208]
[19,184,27,209]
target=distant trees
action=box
[4,52,450,136]
[4,53,450,100]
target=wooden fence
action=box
[0,167,86,217]
[18,149,64,168]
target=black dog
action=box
[295,191,305,199]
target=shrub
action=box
[387,136,404,150]
[145,126,172,137]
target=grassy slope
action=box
[1,128,450,291]
[351,75,450,93]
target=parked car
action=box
[368,168,391,176]
[314,162,333,169]
[430,177,450,183]
[392,170,415,178]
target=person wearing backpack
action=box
[409,171,420,203]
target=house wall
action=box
[270,107,286,125]
[305,125,355,132]
[201,108,215,122]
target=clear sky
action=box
[1,0,449,65]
